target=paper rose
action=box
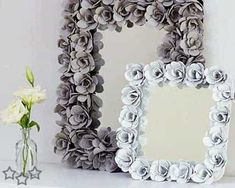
[204,150,227,171]
[144,60,166,85]
[157,38,176,63]
[70,31,93,53]
[115,148,136,172]
[127,4,146,26]
[76,8,98,31]
[116,127,138,149]
[157,0,174,7]
[54,128,70,154]
[67,105,92,129]
[150,160,171,181]
[203,126,227,148]
[185,63,205,87]
[119,105,142,128]
[209,105,230,126]
[205,66,227,85]
[169,161,193,183]
[180,30,203,57]
[113,0,132,26]
[125,64,145,86]
[73,73,98,94]
[56,83,74,106]
[191,164,213,184]
[145,2,166,28]
[213,83,234,102]
[129,158,150,180]
[81,0,101,9]
[179,0,203,17]
[102,0,115,5]
[166,3,181,25]
[121,85,142,107]
[165,61,186,86]
[0,100,28,124]
[179,15,203,34]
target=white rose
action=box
[115,148,136,172]
[203,126,227,148]
[144,60,165,85]
[191,164,214,184]
[15,85,46,105]
[165,61,186,86]
[169,161,193,183]
[205,66,227,85]
[125,64,145,86]
[209,105,230,126]
[1,100,28,124]
[213,83,234,102]
[204,149,227,171]
[150,160,171,181]
[116,127,138,149]
[129,158,150,180]
[185,63,205,87]
[121,85,142,107]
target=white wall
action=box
[0,0,235,177]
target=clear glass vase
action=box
[16,128,37,176]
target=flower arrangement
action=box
[0,66,46,176]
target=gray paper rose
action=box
[165,61,186,86]
[121,85,142,107]
[179,0,203,17]
[144,60,166,85]
[150,160,171,182]
[204,150,227,170]
[138,0,154,5]
[205,66,227,85]
[67,105,92,129]
[185,63,205,87]
[119,105,142,128]
[125,64,145,86]
[73,73,98,94]
[116,127,137,149]
[102,0,115,5]
[76,8,98,31]
[113,0,132,26]
[70,31,93,53]
[145,2,166,28]
[56,83,74,106]
[166,4,181,25]
[180,30,203,56]
[115,148,136,172]
[94,6,117,31]
[157,38,176,63]
[213,83,234,102]
[129,158,150,180]
[71,52,95,74]
[209,105,230,126]
[169,161,193,183]
[203,127,227,148]
[127,4,146,26]
[191,164,213,184]
[81,0,101,9]
[179,15,203,34]
[157,0,174,7]
[54,128,70,154]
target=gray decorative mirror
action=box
[115,61,234,184]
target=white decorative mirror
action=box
[115,61,234,184]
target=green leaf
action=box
[26,66,35,87]
[28,121,40,132]
[19,115,29,128]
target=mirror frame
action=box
[115,61,234,184]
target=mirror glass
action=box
[143,87,214,162]
[98,26,166,129]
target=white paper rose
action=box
[129,158,150,180]
[150,160,171,181]
[169,161,193,183]
[209,105,230,126]
[144,60,166,85]
[213,83,234,102]
[116,127,138,149]
[125,64,145,86]
[1,100,28,124]
[119,105,142,128]
[205,66,227,85]
[204,150,227,171]
[203,126,227,148]
[14,85,46,105]
[115,148,136,172]
[185,63,205,87]
[191,164,213,184]
[121,85,142,107]
[165,61,186,86]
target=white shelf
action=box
[0,162,235,188]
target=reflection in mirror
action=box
[143,87,215,162]
[99,26,166,129]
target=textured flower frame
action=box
[115,61,234,184]
[55,0,204,172]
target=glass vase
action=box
[16,128,37,176]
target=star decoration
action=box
[29,167,42,180]
[2,166,16,180]
[15,173,29,186]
